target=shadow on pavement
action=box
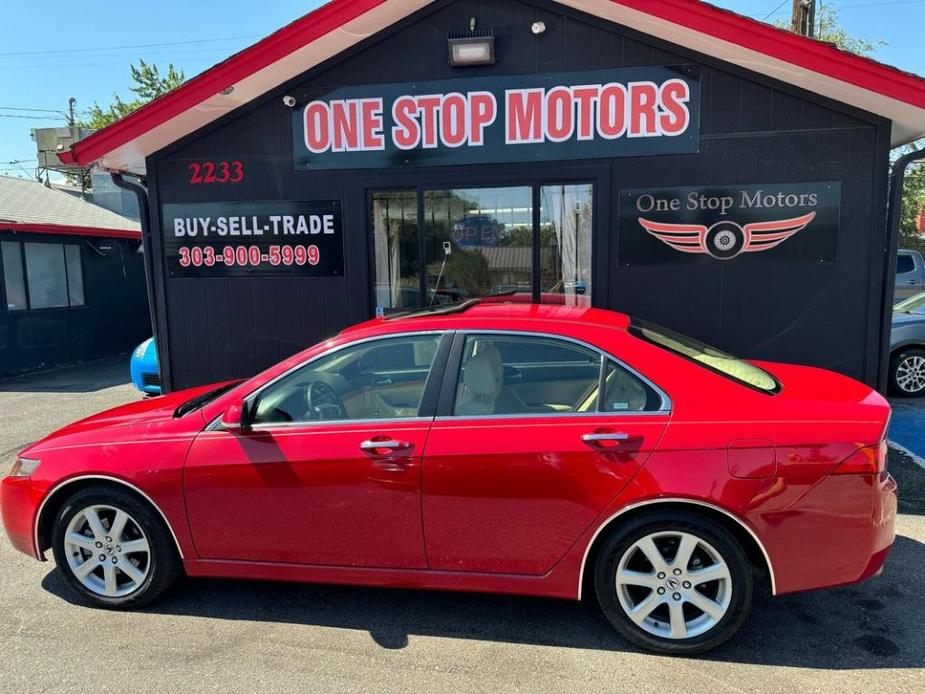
[41,534,924,669]
[0,358,130,393]
[890,449,925,515]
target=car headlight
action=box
[8,457,40,478]
[134,339,151,359]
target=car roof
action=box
[340,301,632,338]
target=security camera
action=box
[282,95,297,108]
[531,21,546,35]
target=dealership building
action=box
[59,0,925,392]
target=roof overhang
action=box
[61,0,925,176]
[0,222,141,240]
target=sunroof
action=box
[383,298,482,321]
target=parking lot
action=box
[0,359,923,694]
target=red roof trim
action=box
[624,0,925,109]
[0,223,141,240]
[62,0,925,168]
[61,0,388,167]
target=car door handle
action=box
[360,439,410,452]
[905,279,918,285]
[581,432,630,443]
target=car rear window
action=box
[630,320,780,394]
[897,254,915,274]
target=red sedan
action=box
[1,302,897,654]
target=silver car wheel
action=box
[615,530,732,640]
[896,355,925,394]
[63,504,151,598]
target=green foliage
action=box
[813,5,886,56]
[896,142,925,250]
[78,60,185,131]
[774,6,885,56]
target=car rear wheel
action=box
[51,486,181,608]
[594,511,753,655]
[890,348,925,397]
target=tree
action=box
[813,5,886,56]
[894,144,925,248]
[78,60,185,131]
[68,61,184,188]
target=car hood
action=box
[892,311,925,327]
[22,383,222,455]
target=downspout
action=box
[110,173,164,390]
[878,146,925,392]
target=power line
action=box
[0,35,260,58]
[839,0,925,7]
[762,0,791,21]
[0,106,68,114]
[0,113,67,120]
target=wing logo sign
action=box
[637,212,817,260]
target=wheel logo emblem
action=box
[638,211,817,260]
[666,577,681,590]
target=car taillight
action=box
[832,439,888,475]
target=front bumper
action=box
[1,476,43,559]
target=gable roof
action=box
[60,0,925,175]
[0,175,140,239]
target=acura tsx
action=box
[1,302,897,654]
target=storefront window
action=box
[540,184,593,306]
[371,183,592,312]
[1,241,85,311]
[424,187,533,304]
[1,241,27,311]
[372,191,420,311]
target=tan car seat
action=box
[455,343,504,415]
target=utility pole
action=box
[791,0,816,38]
[66,97,87,196]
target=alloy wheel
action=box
[615,530,732,639]
[896,355,925,394]
[63,504,151,598]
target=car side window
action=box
[252,335,441,425]
[897,254,915,274]
[600,359,663,412]
[453,335,601,416]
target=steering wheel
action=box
[306,381,348,421]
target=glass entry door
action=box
[371,182,592,312]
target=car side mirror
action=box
[221,399,250,432]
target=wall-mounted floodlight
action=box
[448,31,496,67]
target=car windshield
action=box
[174,381,243,417]
[630,319,780,394]
[894,292,925,315]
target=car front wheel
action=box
[890,348,925,397]
[51,486,181,608]
[594,511,753,655]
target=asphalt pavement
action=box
[0,359,922,694]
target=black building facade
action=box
[0,230,149,376]
[62,0,925,392]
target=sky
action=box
[1,0,923,179]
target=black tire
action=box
[51,486,181,609]
[889,348,925,397]
[594,511,753,655]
